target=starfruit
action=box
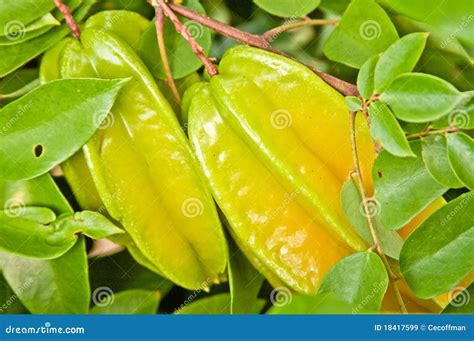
[39,13,227,290]
[186,45,446,308]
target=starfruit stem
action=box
[149,0,219,77]
[153,5,182,104]
[262,18,339,42]
[54,0,81,40]
[167,2,358,96]
[406,126,460,140]
[349,110,408,314]
[361,98,382,154]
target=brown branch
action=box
[169,3,274,51]
[263,18,339,42]
[168,3,358,96]
[349,111,407,314]
[153,5,182,104]
[150,0,218,77]
[54,0,80,40]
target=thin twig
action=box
[150,0,218,77]
[406,127,459,140]
[263,18,339,42]
[169,3,358,96]
[54,0,80,40]
[349,111,407,314]
[169,2,274,50]
[153,5,182,104]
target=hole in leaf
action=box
[34,144,43,158]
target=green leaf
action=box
[0,240,89,314]
[266,293,353,314]
[0,209,123,259]
[228,240,265,314]
[0,175,90,314]
[0,0,93,77]
[422,135,464,188]
[341,178,404,259]
[380,73,463,123]
[323,0,398,68]
[373,140,448,230]
[90,289,160,314]
[447,133,474,190]
[253,0,321,17]
[85,10,150,51]
[400,192,474,299]
[0,0,55,35]
[317,252,388,313]
[139,0,212,79]
[0,13,60,46]
[0,175,71,214]
[0,272,28,314]
[442,283,474,314]
[432,95,474,130]
[368,101,414,157]
[345,96,362,112]
[0,78,127,181]
[0,68,39,105]
[357,54,379,99]
[175,294,232,314]
[15,206,56,224]
[377,0,474,51]
[374,32,428,92]
[89,250,174,297]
